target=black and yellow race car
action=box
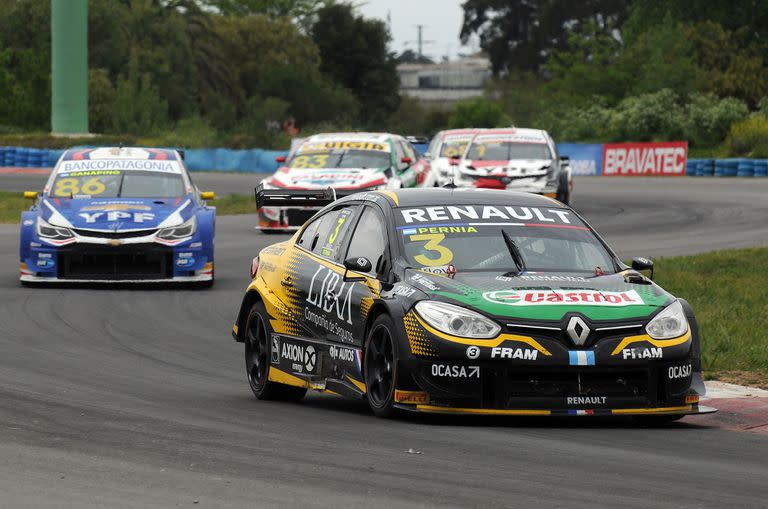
[231,186,715,421]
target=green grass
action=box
[653,247,768,377]
[209,193,256,215]
[0,192,257,223]
[0,190,29,223]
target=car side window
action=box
[310,205,358,260]
[297,214,323,249]
[345,206,389,276]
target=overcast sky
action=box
[357,0,475,61]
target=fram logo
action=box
[483,290,644,307]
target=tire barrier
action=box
[0,146,289,174]
[1,145,767,176]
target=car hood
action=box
[40,196,195,231]
[270,167,388,189]
[405,269,673,321]
[463,159,552,177]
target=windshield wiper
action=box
[502,229,526,275]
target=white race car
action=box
[257,132,433,232]
[423,128,481,186]
[452,128,573,204]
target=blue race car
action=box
[19,147,216,285]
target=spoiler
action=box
[255,184,362,209]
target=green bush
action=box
[684,93,748,147]
[724,115,768,157]
[448,97,509,129]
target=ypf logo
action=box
[466,346,480,360]
[304,345,317,372]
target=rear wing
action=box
[254,184,361,209]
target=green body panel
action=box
[411,270,673,322]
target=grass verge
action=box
[0,192,257,223]
[653,247,768,383]
[0,190,28,223]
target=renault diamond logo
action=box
[566,316,590,346]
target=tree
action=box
[311,3,400,125]
[201,0,323,30]
[448,97,508,129]
[460,0,631,74]
[396,50,434,65]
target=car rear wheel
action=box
[245,301,306,401]
[364,314,398,418]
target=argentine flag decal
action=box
[569,351,596,366]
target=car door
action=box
[295,203,361,345]
[342,204,391,347]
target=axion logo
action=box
[483,290,644,307]
[281,342,317,373]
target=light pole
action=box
[51,0,88,134]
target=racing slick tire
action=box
[632,414,685,426]
[364,314,399,418]
[244,300,306,401]
[556,171,571,205]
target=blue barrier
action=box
[686,159,700,176]
[755,160,768,177]
[737,159,755,177]
[0,144,767,176]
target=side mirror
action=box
[449,155,461,165]
[275,155,286,163]
[200,191,216,200]
[343,256,372,282]
[631,257,654,279]
[23,191,38,200]
[559,155,570,162]
[401,156,412,166]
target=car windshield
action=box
[51,170,185,198]
[467,142,551,161]
[290,150,391,169]
[439,140,470,158]
[395,204,615,274]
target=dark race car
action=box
[231,187,715,422]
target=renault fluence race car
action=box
[232,187,714,421]
[19,147,216,285]
[257,132,433,231]
[457,128,573,204]
[424,128,480,186]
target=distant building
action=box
[397,55,491,106]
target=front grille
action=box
[481,366,655,410]
[505,323,644,348]
[285,209,318,227]
[58,245,173,280]
[73,228,158,239]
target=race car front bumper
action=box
[394,311,713,416]
[20,242,213,283]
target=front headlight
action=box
[415,300,500,339]
[646,300,689,339]
[36,216,73,240]
[157,216,197,240]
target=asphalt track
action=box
[1,175,768,508]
